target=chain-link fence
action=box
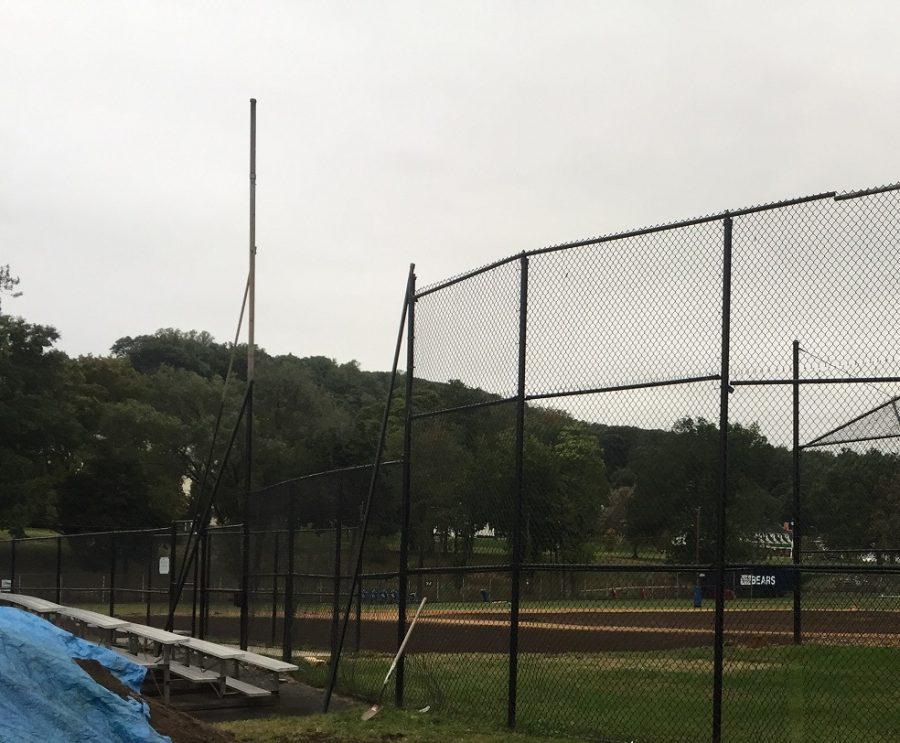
[4,184,900,740]
[3,528,175,618]
[0,463,400,664]
[384,185,900,741]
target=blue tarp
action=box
[0,606,170,743]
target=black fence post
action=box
[354,578,362,654]
[191,533,199,636]
[282,484,296,663]
[198,527,208,639]
[10,538,16,592]
[331,477,344,664]
[55,536,62,604]
[396,269,415,707]
[204,528,212,636]
[109,532,116,616]
[146,534,153,625]
[508,253,529,729]
[711,215,733,743]
[792,339,802,644]
[271,531,280,648]
[167,523,177,623]
[240,382,254,650]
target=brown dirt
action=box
[132,607,900,655]
[73,658,237,743]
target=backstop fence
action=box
[4,184,900,741]
[382,184,900,742]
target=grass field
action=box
[218,705,583,742]
[0,528,60,541]
[292,644,900,742]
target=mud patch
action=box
[73,658,237,743]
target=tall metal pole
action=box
[240,97,257,650]
[396,267,415,707]
[508,254,529,729]
[323,266,414,712]
[711,215,733,743]
[248,97,257,384]
[792,339,802,644]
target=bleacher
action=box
[0,592,298,702]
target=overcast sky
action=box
[3,1,900,372]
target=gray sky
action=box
[3,1,900,372]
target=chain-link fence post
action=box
[145,534,153,625]
[108,532,116,616]
[354,579,362,654]
[508,253,529,728]
[711,215,732,743]
[167,523,177,621]
[240,395,252,649]
[282,483,296,662]
[792,339,802,644]
[199,526,209,639]
[396,269,416,707]
[331,477,343,664]
[191,534,199,636]
[55,536,62,604]
[271,531,280,648]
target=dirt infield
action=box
[130,605,900,655]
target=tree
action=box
[871,469,900,553]
[626,417,792,562]
[0,317,85,531]
[0,265,22,312]
[56,357,187,531]
[111,328,246,379]
[804,448,899,550]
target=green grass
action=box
[0,528,60,541]
[291,644,900,742]
[217,706,582,742]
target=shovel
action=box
[361,596,428,721]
